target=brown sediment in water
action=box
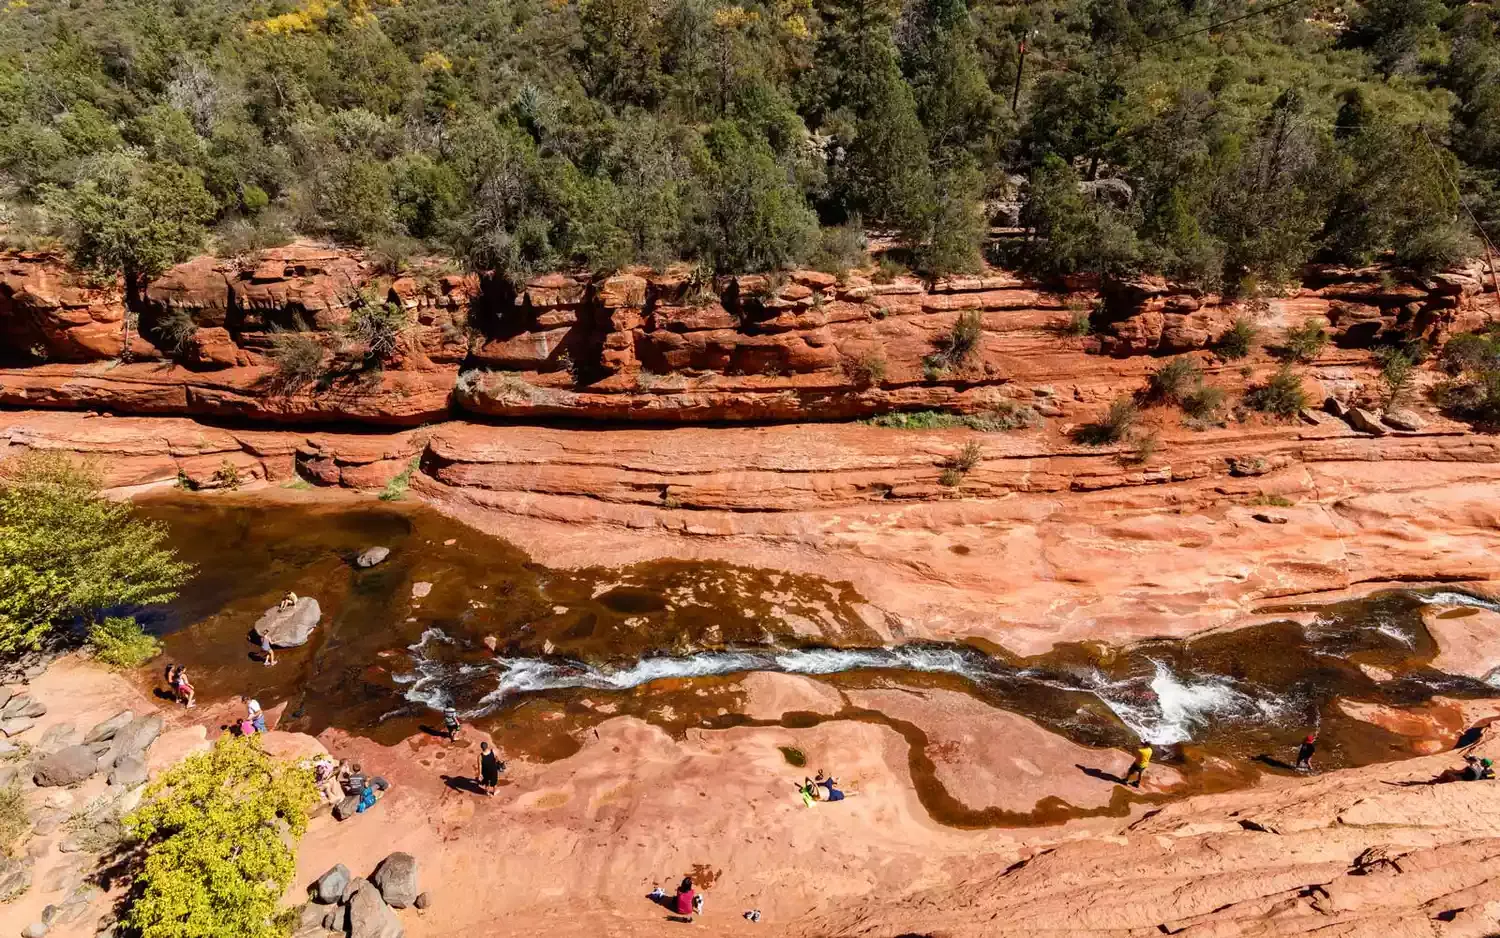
[132,492,1500,829]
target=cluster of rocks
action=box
[1322,397,1427,436]
[296,853,428,938]
[30,712,161,790]
[5,709,160,932]
[0,688,47,739]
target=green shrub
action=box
[1216,317,1259,360]
[266,330,325,395]
[809,222,867,275]
[938,468,965,487]
[952,440,982,472]
[88,616,164,669]
[1143,356,1202,404]
[379,458,418,502]
[872,257,905,284]
[1439,332,1500,376]
[1182,384,1227,421]
[868,401,1040,432]
[1074,397,1139,445]
[923,310,983,376]
[1063,309,1094,336]
[122,735,317,938]
[148,307,198,355]
[1281,317,1328,363]
[0,785,27,855]
[1123,429,1160,465]
[1244,365,1308,417]
[343,301,410,367]
[841,351,888,388]
[1376,348,1416,407]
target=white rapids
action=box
[392,629,1292,745]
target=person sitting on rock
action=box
[674,878,696,917]
[344,763,367,796]
[175,668,195,708]
[279,591,298,610]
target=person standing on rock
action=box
[261,634,277,667]
[443,706,461,741]
[478,741,503,795]
[1122,744,1152,788]
[1295,734,1317,772]
[246,697,266,734]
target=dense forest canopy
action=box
[0,0,1495,291]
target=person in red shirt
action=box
[674,877,696,916]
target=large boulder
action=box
[107,753,148,789]
[370,853,419,909]
[346,883,403,938]
[104,715,163,769]
[82,711,133,745]
[254,598,320,648]
[311,864,350,904]
[2,695,45,720]
[333,796,361,821]
[356,547,390,568]
[33,745,99,787]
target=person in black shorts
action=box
[478,741,503,795]
[1295,733,1317,772]
[443,706,461,741]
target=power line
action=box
[1100,0,1310,59]
[1419,124,1500,297]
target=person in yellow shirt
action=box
[1123,744,1152,788]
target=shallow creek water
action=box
[134,494,1500,826]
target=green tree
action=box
[0,452,193,653]
[581,0,663,108]
[44,151,216,304]
[122,735,317,938]
[899,0,1000,163]
[915,158,986,278]
[1021,154,1139,278]
[694,120,818,271]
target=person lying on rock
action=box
[796,778,819,806]
[814,770,847,802]
[1462,755,1495,781]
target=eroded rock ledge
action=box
[2,242,1493,426]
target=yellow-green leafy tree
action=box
[123,735,317,938]
[0,452,193,654]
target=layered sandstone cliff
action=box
[2,242,1493,426]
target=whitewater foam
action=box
[1413,590,1500,611]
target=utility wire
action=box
[1419,124,1500,298]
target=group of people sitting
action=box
[795,771,847,806]
[309,756,390,814]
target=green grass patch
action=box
[378,458,419,502]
